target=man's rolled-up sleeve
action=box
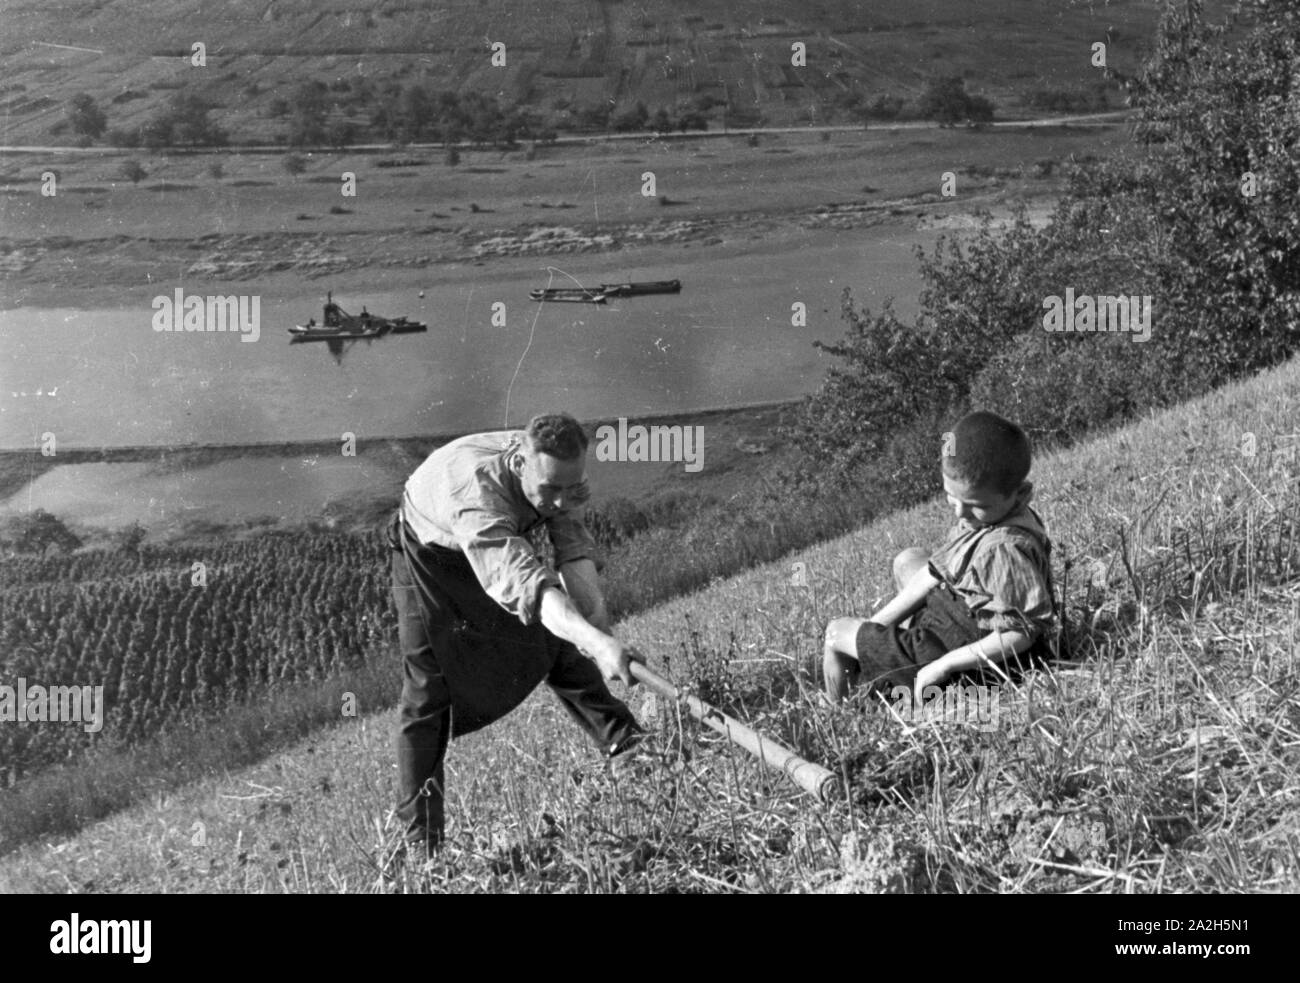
[452,507,562,626]
[548,506,604,573]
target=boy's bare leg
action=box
[822,617,868,704]
[892,548,930,630]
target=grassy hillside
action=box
[3,349,1296,893]
[0,0,1219,146]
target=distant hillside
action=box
[0,0,1234,147]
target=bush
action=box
[1027,86,1110,113]
[0,509,82,557]
[787,1,1300,499]
[120,159,148,185]
[66,93,106,141]
[611,101,649,132]
[141,89,227,147]
[676,111,708,132]
[105,127,141,148]
[916,77,995,125]
[969,330,1151,446]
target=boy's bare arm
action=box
[870,565,940,626]
[930,629,1035,679]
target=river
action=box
[1,224,931,527]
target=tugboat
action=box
[289,293,427,343]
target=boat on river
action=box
[529,279,682,304]
[289,293,427,343]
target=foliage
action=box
[141,90,227,148]
[611,100,650,132]
[916,76,995,125]
[65,93,106,141]
[0,509,82,558]
[287,80,330,146]
[1117,0,1300,380]
[790,0,1300,480]
[119,159,148,185]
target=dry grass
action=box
[2,355,1298,893]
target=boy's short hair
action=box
[941,411,1032,495]
[524,413,589,461]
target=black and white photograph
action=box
[0,0,1293,918]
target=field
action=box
[1,122,1117,311]
[0,0,1193,147]
[2,352,1297,892]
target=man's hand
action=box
[540,585,641,683]
[591,637,646,686]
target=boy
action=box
[823,411,1056,704]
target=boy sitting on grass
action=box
[823,410,1056,705]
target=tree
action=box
[143,90,227,147]
[288,80,330,146]
[120,159,148,185]
[789,0,1300,481]
[282,153,307,179]
[66,93,106,141]
[115,522,147,554]
[328,120,356,149]
[2,510,82,557]
[445,146,460,167]
[611,100,649,132]
[399,83,434,142]
[676,111,708,132]
[577,103,611,132]
[1115,0,1300,381]
[916,76,995,126]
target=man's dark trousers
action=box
[388,513,639,844]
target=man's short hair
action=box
[941,411,1032,495]
[524,413,589,461]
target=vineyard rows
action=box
[0,530,397,782]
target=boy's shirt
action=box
[926,493,1056,640]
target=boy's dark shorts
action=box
[852,583,1044,693]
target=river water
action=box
[1,225,928,450]
[2,225,931,527]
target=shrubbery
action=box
[787,0,1300,488]
[916,76,995,126]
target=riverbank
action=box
[1,125,1104,310]
[0,400,803,537]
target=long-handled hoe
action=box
[629,662,838,804]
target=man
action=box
[386,412,646,853]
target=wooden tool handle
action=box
[630,661,838,804]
